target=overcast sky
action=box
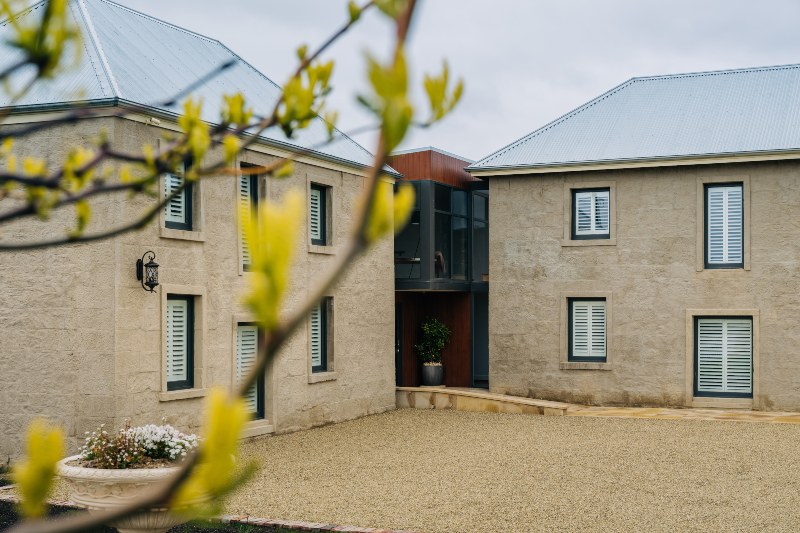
[116,0,800,162]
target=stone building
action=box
[0,0,395,456]
[468,64,800,411]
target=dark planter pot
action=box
[421,364,444,386]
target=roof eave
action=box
[0,99,400,177]
[466,149,800,177]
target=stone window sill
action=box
[561,238,616,247]
[691,397,752,409]
[559,362,613,371]
[241,420,274,439]
[308,371,337,384]
[158,388,207,402]
[308,244,336,255]
[160,226,206,242]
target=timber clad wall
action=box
[0,117,395,457]
[489,160,800,411]
[396,292,472,387]
[389,150,479,189]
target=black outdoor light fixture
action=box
[136,251,159,293]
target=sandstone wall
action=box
[489,160,800,410]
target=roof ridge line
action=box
[76,0,120,97]
[470,78,636,169]
[96,0,222,46]
[0,0,47,26]
[631,62,800,83]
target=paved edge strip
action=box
[0,494,420,533]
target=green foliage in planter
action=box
[415,317,451,365]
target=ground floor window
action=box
[311,297,332,373]
[166,295,195,390]
[695,317,752,398]
[568,298,607,362]
[236,323,265,419]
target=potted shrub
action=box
[57,421,201,533]
[415,317,451,386]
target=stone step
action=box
[396,386,570,416]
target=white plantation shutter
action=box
[164,173,187,225]
[571,300,606,359]
[309,186,322,243]
[240,175,253,267]
[697,318,752,395]
[167,299,189,383]
[310,302,323,369]
[236,325,259,414]
[574,190,610,235]
[707,185,743,265]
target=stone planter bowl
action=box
[57,455,194,533]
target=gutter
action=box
[466,148,800,177]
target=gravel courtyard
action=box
[229,409,800,532]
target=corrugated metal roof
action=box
[468,64,800,172]
[0,0,386,173]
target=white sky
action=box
[116,0,800,162]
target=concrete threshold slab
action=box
[396,386,570,416]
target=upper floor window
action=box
[164,165,192,230]
[571,188,610,239]
[240,169,259,270]
[309,183,330,246]
[705,183,743,268]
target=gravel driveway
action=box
[229,409,800,532]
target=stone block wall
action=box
[488,160,800,410]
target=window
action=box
[695,317,752,398]
[568,298,606,362]
[309,184,329,246]
[166,295,194,390]
[433,183,469,280]
[472,192,489,282]
[236,323,265,419]
[240,171,259,270]
[164,166,192,230]
[705,183,743,268]
[572,188,610,239]
[310,298,331,373]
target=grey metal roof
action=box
[468,64,800,172]
[0,0,389,173]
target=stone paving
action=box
[227,408,800,532]
[567,404,800,423]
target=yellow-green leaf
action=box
[13,419,64,518]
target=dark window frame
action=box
[693,315,753,399]
[310,183,329,246]
[165,178,193,231]
[570,187,610,240]
[311,297,331,373]
[703,182,744,270]
[239,322,266,420]
[167,294,195,391]
[567,297,607,363]
[241,169,259,272]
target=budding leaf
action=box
[13,419,64,518]
[242,190,304,330]
[348,0,362,22]
[171,388,254,517]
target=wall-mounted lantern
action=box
[136,251,159,293]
